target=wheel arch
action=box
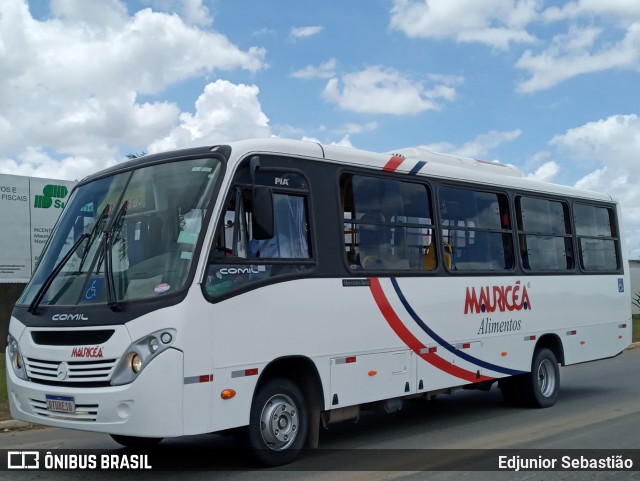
[255,355,325,413]
[534,334,565,366]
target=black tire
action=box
[523,348,560,408]
[248,377,308,466]
[109,434,163,449]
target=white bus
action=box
[6,138,632,465]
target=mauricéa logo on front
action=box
[34,184,68,209]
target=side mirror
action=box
[252,186,274,240]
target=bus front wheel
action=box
[524,348,560,408]
[248,377,308,466]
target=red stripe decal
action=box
[383,155,405,172]
[368,277,493,383]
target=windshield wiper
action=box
[28,233,90,314]
[103,200,128,311]
[76,204,110,274]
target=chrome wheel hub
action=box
[259,394,298,450]
[537,358,556,397]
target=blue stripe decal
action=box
[389,277,525,376]
[409,161,426,175]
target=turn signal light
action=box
[221,389,236,400]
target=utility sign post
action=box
[0,174,76,283]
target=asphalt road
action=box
[1,347,639,480]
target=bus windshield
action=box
[19,157,222,309]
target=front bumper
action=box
[6,347,184,438]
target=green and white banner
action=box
[0,174,76,283]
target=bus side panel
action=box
[330,350,412,407]
[415,341,483,392]
[562,322,630,365]
[194,271,630,433]
[481,332,536,375]
[206,278,409,424]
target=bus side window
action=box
[574,204,619,271]
[439,188,514,272]
[341,174,434,271]
[249,194,309,259]
[205,180,314,299]
[517,196,573,272]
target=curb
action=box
[0,419,33,430]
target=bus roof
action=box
[79,137,613,204]
[225,138,614,203]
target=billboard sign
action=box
[0,174,76,283]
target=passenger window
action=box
[516,197,573,271]
[439,187,514,271]
[574,204,619,271]
[204,168,313,298]
[249,194,309,259]
[341,174,434,271]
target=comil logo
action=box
[51,313,89,321]
[464,281,531,314]
[34,184,68,209]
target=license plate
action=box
[45,395,75,414]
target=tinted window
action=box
[342,175,434,271]
[205,165,313,299]
[574,204,619,271]
[516,196,573,271]
[439,187,514,271]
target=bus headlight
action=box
[111,329,177,386]
[14,351,24,369]
[130,353,142,374]
[7,334,28,381]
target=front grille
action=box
[29,398,99,422]
[25,357,118,385]
[31,330,115,346]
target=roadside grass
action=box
[0,317,638,423]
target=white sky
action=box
[1,0,639,258]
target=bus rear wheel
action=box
[524,348,560,408]
[248,377,308,466]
